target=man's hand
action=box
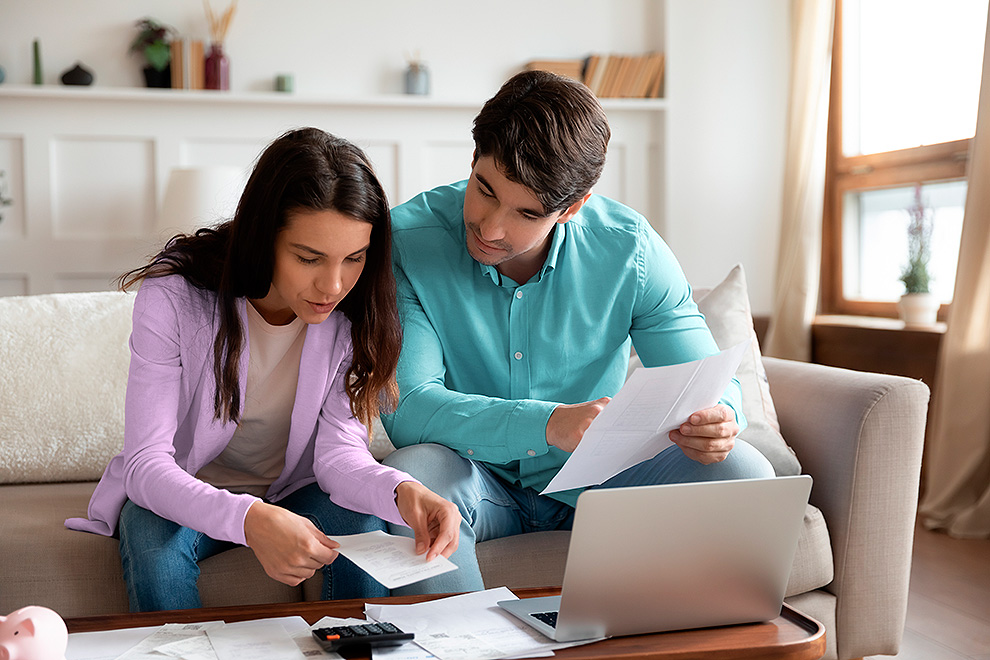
[394,481,461,561]
[244,501,340,586]
[668,404,739,464]
[546,397,611,452]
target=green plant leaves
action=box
[144,42,170,72]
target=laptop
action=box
[497,475,812,642]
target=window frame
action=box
[821,0,972,321]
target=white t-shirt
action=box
[197,302,307,497]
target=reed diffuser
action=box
[203,0,237,90]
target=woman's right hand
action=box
[394,481,461,561]
[243,501,340,586]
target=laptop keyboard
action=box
[531,611,559,628]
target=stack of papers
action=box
[66,616,327,660]
[366,587,598,660]
[66,588,597,660]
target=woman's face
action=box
[250,208,373,325]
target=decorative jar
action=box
[205,43,229,90]
[404,62,430,95]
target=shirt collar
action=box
[477,222,568,287]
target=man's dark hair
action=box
[472,70,610,215]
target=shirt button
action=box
[515,290,523,299]
[527,449,537,456]
[514,351,523,360]
[467,449,474,456]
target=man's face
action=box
[462,155,572,277]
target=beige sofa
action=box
[0,286,929,660]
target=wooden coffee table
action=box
[65,587,825,660]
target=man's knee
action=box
[723,439,776,479]
[384,444,488,519]
[670,438,776,482]
[677,439,775,482]
[606,438,775,488]
[383,444,473,491]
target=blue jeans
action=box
[117,483,389,612]
[382,440,774,595]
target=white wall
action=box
[0,0,662,98]
[665,0,791,314]
[0,0,790,313]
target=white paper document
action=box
[542,339,750,494]
[112,621,225,660]
[206,619,307,660]
[66,625,160,660]
[365,587,595,660]
[66,617,316,660]
[327,530,458,589]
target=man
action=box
[382,70,774,594]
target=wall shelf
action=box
[0,85,668,112]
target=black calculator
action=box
[311,622,414,652]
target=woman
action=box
[65,128,459,612]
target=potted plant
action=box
[897,183,939,325]
[129,18,175,88]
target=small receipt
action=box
[327,530,458,589]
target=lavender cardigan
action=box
[65,275,412,546]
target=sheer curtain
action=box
[919,15,990,539]
[764,0,834,361]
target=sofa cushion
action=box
[785,503,834,597]
[0,292,134,484]
[478,530,572,590]
[0,481,303,617]
[693,264,802,477]
[0,482,131,617]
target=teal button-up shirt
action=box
[382,181,745,506]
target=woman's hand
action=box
[243,501,340,586]
[667,404,739,464]
[394,481,461,561]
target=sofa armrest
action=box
[763,357,928,660]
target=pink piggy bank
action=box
[0,607,67,660]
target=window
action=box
[822,0,988,319]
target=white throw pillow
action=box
[0,291,135,483]
[693,264,801,476]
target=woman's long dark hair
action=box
[120,128,401,433]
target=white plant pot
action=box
[898,292,939,326]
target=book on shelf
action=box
[170,41,184,89]
[523,52,664,99]
[644,53,666,98]
[584,53,609,95]
[187,40,204,90]
[596,56,617,97]
[524,59,585,81]
[582,51,665,99]
[169,39,205,90]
